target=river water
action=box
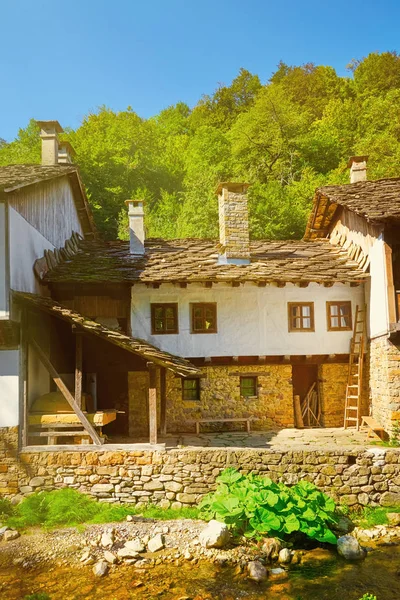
[1,545,400,600]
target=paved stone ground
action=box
[159,427,378,451]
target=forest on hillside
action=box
[1,51,400,242]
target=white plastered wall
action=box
[368,235,389,339]
[0,203,7,318]
[131,282,365,357]
[8,207,55,294]
[0,350,19,427]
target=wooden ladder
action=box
[344,304,366,430]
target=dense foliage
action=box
[1,52,400,240]
[199,468,338,544]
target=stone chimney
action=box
[216,182,251,265]
[348,156,368,183]
[36,121,63,165]
[125,199,145,255]
[58,141,75,164]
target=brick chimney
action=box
[36,121,63,165]
[348,156,368,183]
[125,199,145,255]
[216,182,251,265]
[58,141,75,164]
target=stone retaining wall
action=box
[2,427,400,509]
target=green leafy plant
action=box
[0,497,14,519]
[199,468,338,544]
[389,420,400,447]
[358,595,377,600]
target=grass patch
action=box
[338,503,400,529]
[5,488,200,530]
[0,497,14,519]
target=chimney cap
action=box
[347,155,369,168]
[58,140,76,156]
[215,182,251,195]
[36,120,64,134]
[125,199,145,206]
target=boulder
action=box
[0,526,10,536]
[387,512,400,527]
[332,515,354,535]
[199,520,230,549]
[337,535,366,560]
[117,547,140,560]
[3,530,20,542]
[124,539,145,553]
[247,560,267,582]
[147,534,165,553]
[278,548,292,564]
[380,492,400,507]
[260,537,282,560]
[103,551,117,564]
[93,560,109,577]
[101,531,114,548]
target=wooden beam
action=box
[204,282,213,288]
[231,281,240,287]
[276,281,286,288]
[30,338,103,445]
[19,310,28,448]
[160,367,167,436]
[74,332,83,409]
[257,282,267,287]
[179,282,187,288]
[148,362,158,445]
[384,242,397,325]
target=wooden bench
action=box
[28,410,118,445]
[189,417,252,435]
[360,416,386,439]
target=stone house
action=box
[0,124,399,450]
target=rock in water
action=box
[147,534,165,553]
[278,548,292,564]
[103,551,117,564]
[260,537,282,560]
[337,535,366,560]
[3,530,20,542]
[199,520,230,549]
[269,567,289,581]
[93,560,109,577]
[247,560,267,582]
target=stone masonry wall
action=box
[2,427,400,509]
[370,336,400,435]
[129,364,294,436]
[129,363,354,436]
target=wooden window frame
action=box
[240,376,258,399]
[182,377,201,401]
[326,301,352,331]
[151,303,179,335]
[190,303,217,334]
[288,302,315,332]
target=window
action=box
[240,376,258,398]
[151,303,178,334]
[288,302,315,332]
[182,378,200,401]
[327,301,352,331]
[191,303,217,333]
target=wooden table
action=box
[28,410,117,444]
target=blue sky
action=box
[1,0,400,141]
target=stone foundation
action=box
[1,426,400,508]
[370,336,400,435]
[129,363,351,436]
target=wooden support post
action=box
[160,367,167,436]
[30,338,103,445]
[148,362,158,445]
[19,310,28,448]
[75,332,83,409]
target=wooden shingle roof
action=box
[0,164,76,192]
[0,164,96,239]
[14,292,200,376]
[45,238,367,286]
[305,177,400,240]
